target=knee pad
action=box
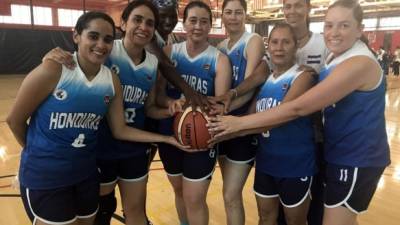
[94,190,117,225]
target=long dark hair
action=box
[121,0,159,36]
[75,11,115,37]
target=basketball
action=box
[173,106,211,149]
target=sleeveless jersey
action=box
[97,39,159,159]
[219,32,259,115]
[256,64,316,177]
[20,53,115,189]
[159,41,219,135]
[319,40,390,167]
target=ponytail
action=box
[360,34,376,56]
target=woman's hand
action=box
[208,99,225,116]
[42,47,75,69]
[207,130,242,148]
[168,98,186,116]
[165,136,193,152]
[207,115,242,138]
[209,89,236,114]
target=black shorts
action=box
[20,173,99,224]
[324,164,385,214]
[254,170,313,208]
[218,135,257,165]
[158,143,217,181]
[97,151,151,185]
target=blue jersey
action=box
[20,54,115,189]
[256,64,316,177]
[219,32,258,115]
[97,40,159,159]
[319,40,390,167]
[159,41,219,135]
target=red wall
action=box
[365,30,400,53]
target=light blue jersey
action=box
[219,32,258,115]
[256,64,316,177]
[20,53,115,189]
[159,41,219,135]
[319,40,390,167]
[97,39,159,159]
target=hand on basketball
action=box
[207,115,242,139]
[166,136,192,152]
[169,98,185,116]
[42,47,75,70]
[208,101,225,116]
[209,90,235,114]
[182,88,212,113]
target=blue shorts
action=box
[254,170,313,208]
[20,173,99,224]
[218,135,257,165]
[158,143,217,181]
[324,163,385,214]
[97,150,151,185]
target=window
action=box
[0,4,31,24]
[310,22,324,33]
[379,17,400,30]
[33,6,52,26]
[58,8,83,27]
[363,18,377,31]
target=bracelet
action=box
[230,88,238,98]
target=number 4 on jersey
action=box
[72,133,86,148]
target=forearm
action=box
[158,60,192,95]
[235,62,268,97]
[239,127,269,136]
[112,125,169,144]
[228,90,255,113]
[146,106,172,119]
[239,102,301,131]
[6,119,27,147]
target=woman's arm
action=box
[106,73,189,150]
[146,40,210,111]
[209,56,381,136]
[6,61,62,147]
[214,53,232,97]
[209,70,315,144]
[227,35,267,112]
[145,71,176,119]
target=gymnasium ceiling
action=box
[3,0,400,23]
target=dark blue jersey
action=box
[97,40,158,159]
[319,40,390,167]
[256,64,316,177]
[219,32,259,115]
[159,42,219,135]
[20,54,115,189]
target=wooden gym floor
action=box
[1,74,400,225]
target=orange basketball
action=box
[173,106,211,149]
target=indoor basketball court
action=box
[1,0,400,225]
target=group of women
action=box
[6,1,390,225]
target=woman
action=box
[253,23,316,225]
[209,1,390,225]
[215,1,265,225]
[157,1,231,225]
[6,11,186,225]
